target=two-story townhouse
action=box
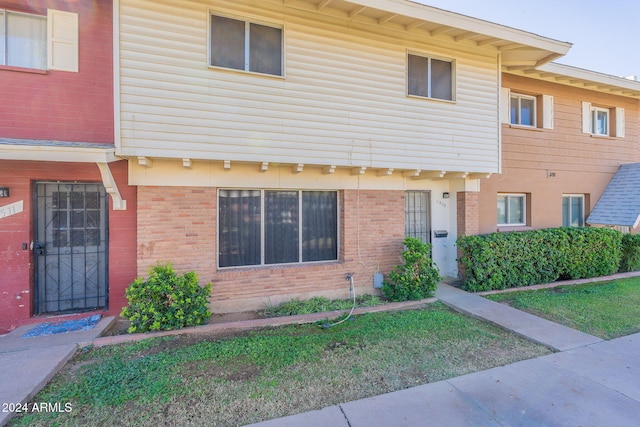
[478,64,640,234]
[115,0,570,313]
[0,0,136,333]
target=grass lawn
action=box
[486,277,640,340]
[10,303,548,427]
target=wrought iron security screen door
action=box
[405,191,431,243]
[34,182,108,314]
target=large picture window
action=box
[218,190,337,268]
[210,14,282,76]
[408,53,454,101]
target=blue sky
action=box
[416,0,639,79]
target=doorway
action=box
[34,182,108,314]
[405,191,431,243]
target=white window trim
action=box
[582,102,624,137]
[47,9,78,72]
[0,9,46,69]
[208,11,285,78]
[591,106,610,136]
[615,107,626,138]
[407,51,456,102]
[562,194,585,227]
[0,8,77,72]
[501,89,553,129]
[510,93,537,127]
[497,193,526,227]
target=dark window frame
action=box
[218,189,338,268]
[210,13,283,77]
[407,52,454,101]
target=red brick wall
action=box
[137,187,405,313]
[137,187,216,279]
[457,192,480,237]
[0,0,113,143]
[0,160,136,333]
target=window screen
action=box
[210,14,282,76]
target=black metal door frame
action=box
[405,190,432,244]
[33,181,109,315]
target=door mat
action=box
[21,314,103,338]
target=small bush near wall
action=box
[121,263,212,333]
[382,237,440,301]
[457,228,622,292]
[620,234,640,272]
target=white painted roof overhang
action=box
[0,138,117,163]
[0,139,127,210]
[285,0,572,67]
[506,62,640,99]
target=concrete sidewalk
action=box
[0,316,115,427]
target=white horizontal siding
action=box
[118,0,500,172]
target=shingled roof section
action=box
[587,163,640,228]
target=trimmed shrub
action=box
[457,227,622,292]
[560,227,621,280]
[457,229,566,292]
[620,233,640,272]
[121,263,212,333]
[382,237,440,301]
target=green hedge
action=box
[457,227,622,292]
[620,233,640,272]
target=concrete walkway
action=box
[436,284,603,351]
[1,281,639,426]
[0,316,115,426]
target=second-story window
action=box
[210,14,283,76]
[407,53,454,101]
[510,93,536,127]
[0,9,47,69]
[590,106,609,136]
[582,102,624,138]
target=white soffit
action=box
[508,62,640,99]
[0,139,117,163]
[284,0,571,66]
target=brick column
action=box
[456,191,480,279]
[457,191,480,237]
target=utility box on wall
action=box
[373,273,384,289]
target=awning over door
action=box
[0,138,126,210]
